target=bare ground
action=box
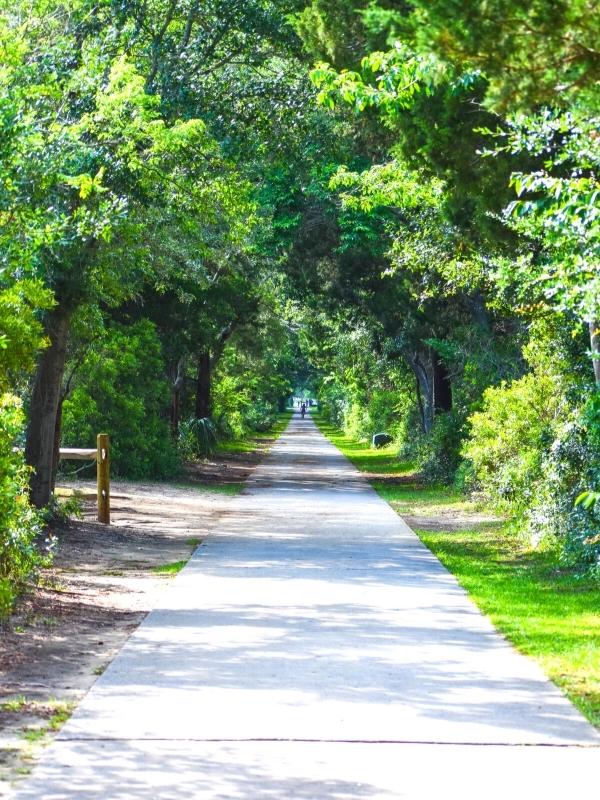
[0,449,262,794]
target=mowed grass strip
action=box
[419,526,600,729]
[315,414,600,729]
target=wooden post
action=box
[96,433,110,525]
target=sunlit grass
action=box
[317,414,600,730]
[176,480,245,496]
[151,560,187,575]
[313,417,413,474]
[420,526,600,728]
[376,483,481,516]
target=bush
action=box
[343,400,371,441]
[317,380,348,427]
[211,370,279,439]
[461,372,561,511]
[417,410,466,484]
[525,397,600,568]
[62,320,180,479]
[0,394,43,616]
[178,417,218,460]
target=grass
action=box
[176,480,245,496]
[314,417,412,475]
[1,696,28,713]
[20,702,73,742]
[2,698,76,747]
[419,526,600,728]
[316,413,600,730]
[151,537,202,577]
[151,560,187,575]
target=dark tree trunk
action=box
[51,397,64,494]
[25,306,71,508]
[414,374,426,433]
[172,388,181,434]
[406,350,434,433]
[590,321,600,385]
[195,350,211,419]
[433,357,452,414]
[171,357,186,435]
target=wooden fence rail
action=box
[57,433,111,524]
[17,433,111,525]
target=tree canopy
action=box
[1,0,599,611]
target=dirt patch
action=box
[367,474,422,486]
[184,439,274,485]
[403,512,502,532]
[0,445,265,794]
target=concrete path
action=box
[12,413,599,799]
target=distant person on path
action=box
[300,402,306,419]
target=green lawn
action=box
[315,414,600,730]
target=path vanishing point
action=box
[12,412,600,799]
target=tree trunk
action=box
[590,321,600,385]
[51,397,64,494]
[195,350,211,419]
[414,374,426,433]
[406,350,434,433]
[433,357,452,413]
[171,357,186,435]
[25,306,71,508]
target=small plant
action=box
[178,417,218,460]
[21,727,47,744]
[1,695,28,713]
[41,494,84,525]
[151,560,187,575]
[576,490,600,510]
[47,704,73,731]
[185,537,201,547]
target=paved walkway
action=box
[13,414,599,798]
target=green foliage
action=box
[525,396,600,568]
[178,418,218,461]
[0,279,53,394]
[462,372,561,510]
[0,395,43,616]
[415,410,466,485]
[311,44,442,114]
[211,324,292,439]
[61,320,179,479]
[406,0,600,111]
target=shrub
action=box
[178,417,218,460]
[525,396,600,568]
[317,380,348,427]
[417,410,466,484]
[0,394,43,616]
[343,400,370,441]
[461,372,561,511]
[211,371,279,439]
